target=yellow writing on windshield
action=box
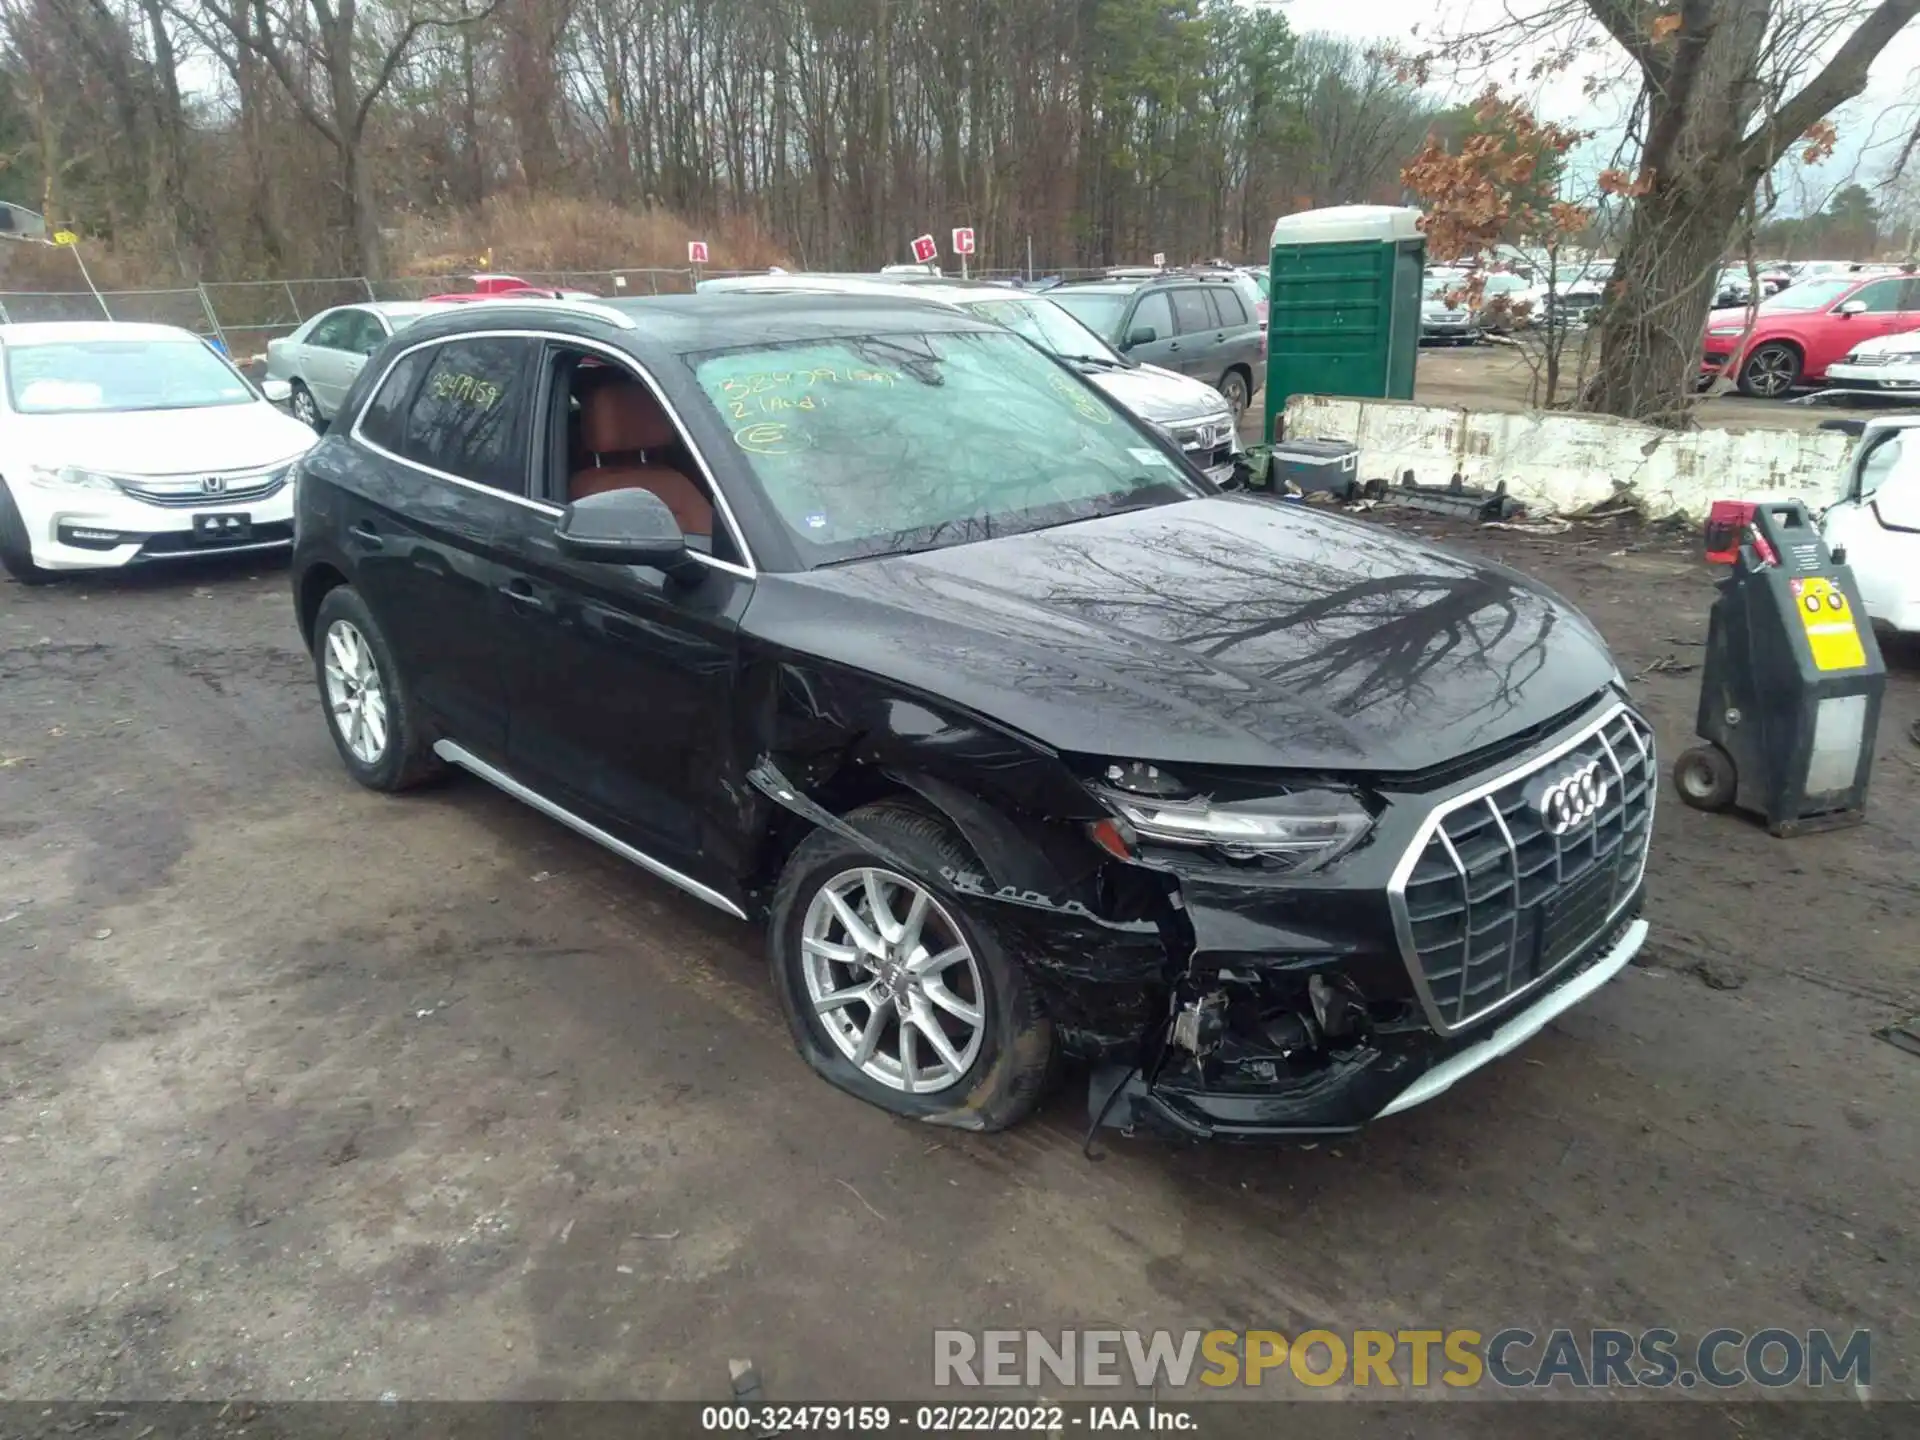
[430,370,503,409]
[719,367,896,399]
[727,393,821,421]
[1047,370,1111,423]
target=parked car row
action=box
[1700,270,1920,398]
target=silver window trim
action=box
[1385,698,1654,1036]
[348,327,757,578]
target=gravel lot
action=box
[0,512,1915,1418]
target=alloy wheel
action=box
[799,867,985,1094]
[291,386,320,428]
[1745,347,1797,398]
[322,618,389,765]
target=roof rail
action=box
[460,296,636,329]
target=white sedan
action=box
[0,321,317,584]
[1822,415,1920,635]
[1825,328,1920,398]
[265,301,448,429]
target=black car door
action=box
[342,334,541,760]
[489,343,754,900]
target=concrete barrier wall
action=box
[1282,394,1853,520]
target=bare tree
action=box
[195,0,496,276]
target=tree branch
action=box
[1740,0,1920,177]
[354,1,500,136]
[1584,0,1661,79]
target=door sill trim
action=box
[432,740,748,920]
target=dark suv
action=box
[1048,272,1266,420]
[292,294,1653,1140]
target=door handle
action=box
[347,521,383,548]
[499,579,545,610]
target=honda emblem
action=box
[201,475,227,495]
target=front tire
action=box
[0,482,54,585]
[1737,343,1801,399]
[767,801,1055,1131]
[312,585,439,791]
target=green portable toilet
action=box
[1264,205,1425,443]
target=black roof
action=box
[603,293,998,354]
[386,291,1001,362]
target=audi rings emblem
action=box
[1534,760,1608,836]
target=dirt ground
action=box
[0,512,1915,1416]
[1410,343,1900,434]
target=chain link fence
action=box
[0,262,1112,359]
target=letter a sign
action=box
[687,240,709,264]
[910,233,939,264]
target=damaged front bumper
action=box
[1100,909,1647,1139]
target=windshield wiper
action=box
[1066,354,1126,369]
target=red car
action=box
[1701,270,1920,398]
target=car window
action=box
[307,311,357,350]
[686,329,1206,567]
[3,337,255,414]
[1864,433,1920,528]
[1170,288,1215,334]
[1898,279,1920,312]
[1209,288,1248,327]
[359,350,428,453]
[400,338,534,493]
[1129,291,1172,343]
[1858,432,1906,498]
[346,311,387,354]
[1048,289,1131,339]
[1849,280,1904,314]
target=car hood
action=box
[748,496,1617,773]
[1084,364,1233,425]
[1839,328,1920,356]
[13,401,317,475]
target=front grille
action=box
[1391,705,1655,1033]
[116,469,290,509]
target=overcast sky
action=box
[1282,0,1920,210]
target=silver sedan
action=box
[265,302,447,430]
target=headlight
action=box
[28,464,120,493]
[1092,772,1373,872]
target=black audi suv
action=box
[290,293,1654,1138]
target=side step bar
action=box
[432,740,748,920]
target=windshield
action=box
[959,296,1123,365]
[1761,279,1854,312]
[1045,290,1130,339]
[4,338,255,415]
[689,330,1206,567]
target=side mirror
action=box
[555,487,702,580]
[1126,325,1158,348]
[260,377,292,403]
[1837,300,1868,316]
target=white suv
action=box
[0,321,318,583]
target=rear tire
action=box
[312,585,440,792]
[289,380,324,432]
[1217,369,1251,420]
[767,800,1055,1132]
[0,482,54,585]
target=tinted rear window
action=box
[359,351,426,453]
[396,338,533,492]
[1170,289,1214,333]
[1210,288,1249,327]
